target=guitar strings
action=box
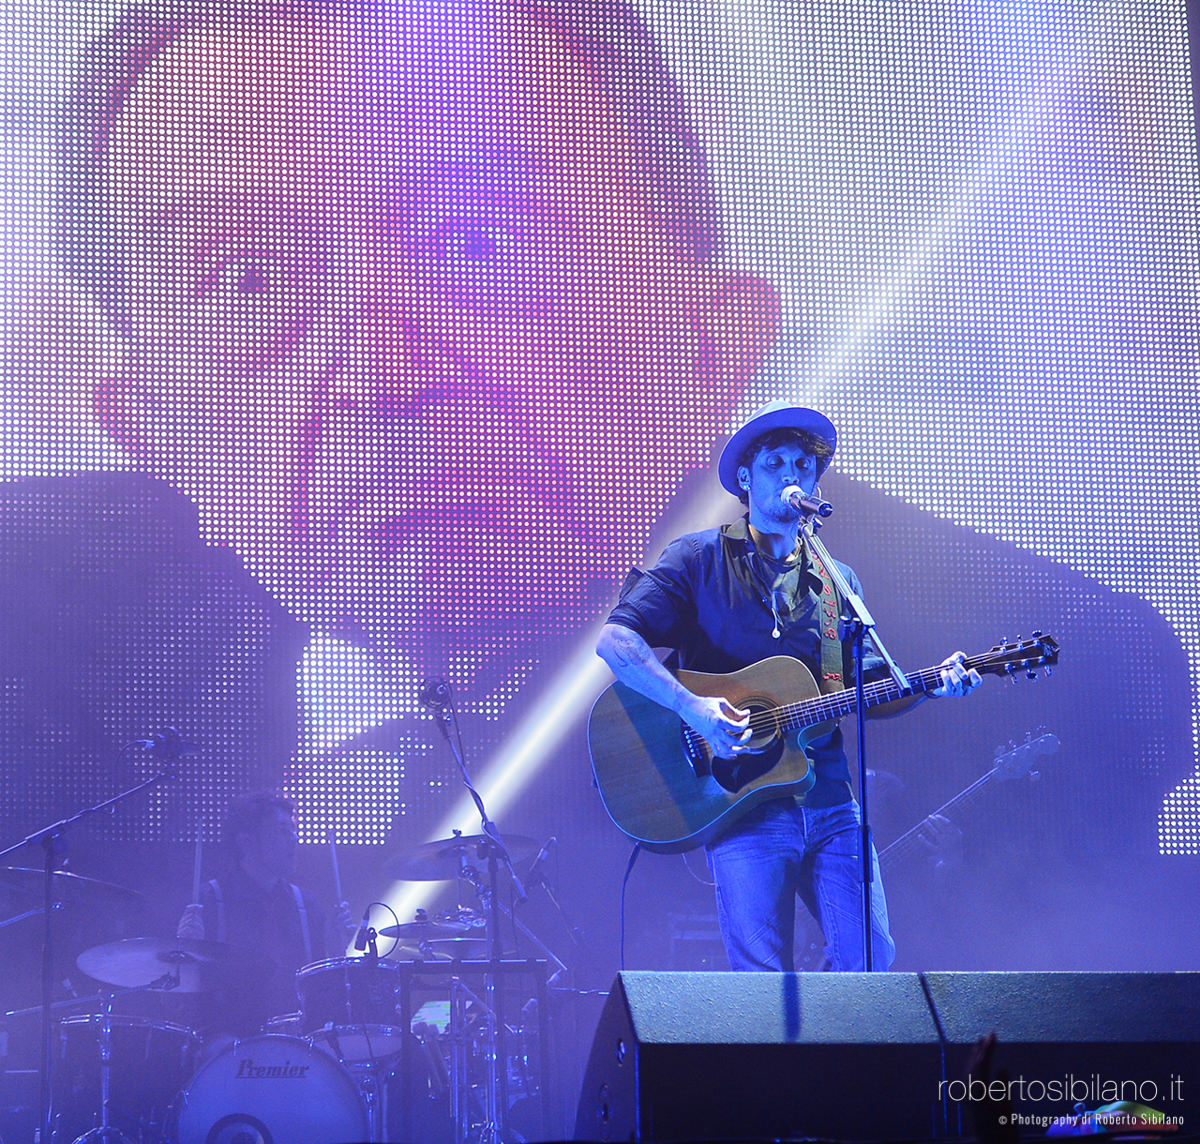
[683,649,1041,749]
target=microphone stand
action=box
[801,514,909,972]
[0,756,178,1144]
[422,681,524,1144]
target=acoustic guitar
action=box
[588,634,1059,853]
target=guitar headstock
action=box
[973,631,1060,681]
[994,730,1060,781]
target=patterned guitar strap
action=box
[808,541,847,696]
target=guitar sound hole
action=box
[680,701,785,790]
[708,702,784,793]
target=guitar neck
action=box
[778,660,952,733]
[877,732,1056,868]
[878,767,997,868]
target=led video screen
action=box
[0,0,1197,876]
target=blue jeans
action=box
[705,797,895,972]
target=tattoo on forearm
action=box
[609,631,650,669]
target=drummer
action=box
[177,790,354,1041]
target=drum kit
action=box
[1,830,561,1144]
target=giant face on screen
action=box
[65,0,776,680]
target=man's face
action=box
[102,3,775,676]
[239,806,299,883]
[740,441,819,527]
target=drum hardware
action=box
[0,750,179,1144]
[377,915,472,942]
[444,975,498,1144]
[381,833,538,883]
[55,999,199,1144]
[424,937,491,961]
[0,867,142,935]
[377,677,574,1141]
[62,996,131,1144]
[403,675,544,1142]
[295,956,409,1066]
[395,959,552,1144]
[381,837,566,1141]
[387,942,454,963]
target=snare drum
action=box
[296,956,408,1063]
[56,1013,199,1142]
[173,1033,368,1144]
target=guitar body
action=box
[588,656,829,853]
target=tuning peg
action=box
[1032,628,1043,638]
[1025,668,1038,680]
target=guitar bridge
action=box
[681,726,712,777]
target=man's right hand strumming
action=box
[680,693,753,759]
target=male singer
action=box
[596,402,981,972]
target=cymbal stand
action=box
[0,759,176,1144]
[457,863,569,984]
[68,994,133,1144]
[446,974,498,1144]
[358,1064,383,1144]
[421,681,524,1143]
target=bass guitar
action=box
[588,634,1058,853]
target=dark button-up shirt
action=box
[607,516,886,805]
[196,866,327,1037]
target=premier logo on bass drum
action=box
[235,1057,312,1079]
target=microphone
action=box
[131,728,200,758]
[528,836,557,884]
[353,906,372,953]
[419,678,452,710]
[782,485,834,517]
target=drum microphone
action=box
[528,836,557,884]
[353,906,372,952]
[781,485,834,517]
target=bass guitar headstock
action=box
[994,729,1060,781]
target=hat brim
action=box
[717,405,838,495]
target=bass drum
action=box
[173,1034,368,1144]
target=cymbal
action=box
[0,866,142,906]
[384,945,453,964]
[425,937,491,961]
[76,936,233,993]
[435,906,488,929]
[383,833,538,881]
[378,919,470,941]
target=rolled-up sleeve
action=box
[606,536,699,649]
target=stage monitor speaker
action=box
[574,971,945,1142]
[922,971,1199,1135]
[575,971,1200,1143]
